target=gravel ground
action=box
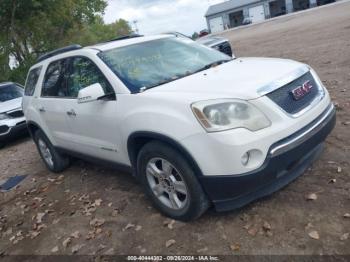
[0,1,349,257]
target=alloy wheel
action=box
[38,139,54,168]
[146,157,188,210]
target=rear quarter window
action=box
[25,66,42,96]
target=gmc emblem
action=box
[291,80,313,101]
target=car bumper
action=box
[0,118,27,142]
[198,104,336,211]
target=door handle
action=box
[66,109,77,117]
[38,107,46,113]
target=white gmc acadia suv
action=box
[22,35,336,221]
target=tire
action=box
[34,129,70,173]
[0,142,4,149]
[137,141,210,221]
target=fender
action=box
[26,120,42,138]
[127,131,204,178]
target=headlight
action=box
[191,99,271,132]
[0,113,9,120]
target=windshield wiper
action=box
[140,76,182,92]
[193,59,232,74]
[139,59,232,93]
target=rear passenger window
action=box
[42,59,70,97]
[25,67,42,96]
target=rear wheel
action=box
[34,130,70,173]
[137,141,209,221]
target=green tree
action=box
[67,17,132,47]
[0,0,132,84]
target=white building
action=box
[205,0,337,33]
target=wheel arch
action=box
[27,121,57,146]
[127,131,204,178]
[26,121,42,138]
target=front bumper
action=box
[0,118,27,142]
[199,104,336,212]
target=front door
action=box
[63,56,121,162]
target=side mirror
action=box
[77,83,105,104]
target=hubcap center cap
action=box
[146,157,188,210]
[164,179,171,187]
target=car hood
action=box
[0,97,22,114]
[147,57,308,100]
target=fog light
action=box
[241,152,250,166]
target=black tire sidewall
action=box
[137,141,209,221]
[34,130,69,173]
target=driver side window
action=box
[67,57,114,98]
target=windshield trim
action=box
[94,35,175,52]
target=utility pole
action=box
[133,20,139,34]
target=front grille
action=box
[7,110,24,118]
[267,72,319,115]
[0,125,10,134]
[218,42,232,56]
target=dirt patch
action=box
[1,2,350,256]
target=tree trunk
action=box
[8,0,17,67]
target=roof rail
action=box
[107,34,143,42]
[37,44,82,63]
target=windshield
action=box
[98,37,232,93]
[0,84,23,102]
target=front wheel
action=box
[137,141,209,221]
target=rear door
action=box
[63,56,121,162]
[36,58,73,148]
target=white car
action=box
[164,32,233,57]
[22,35,335,221]
[0,82,27,148]
[196,36,233,57]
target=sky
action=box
[104,0,225,35]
